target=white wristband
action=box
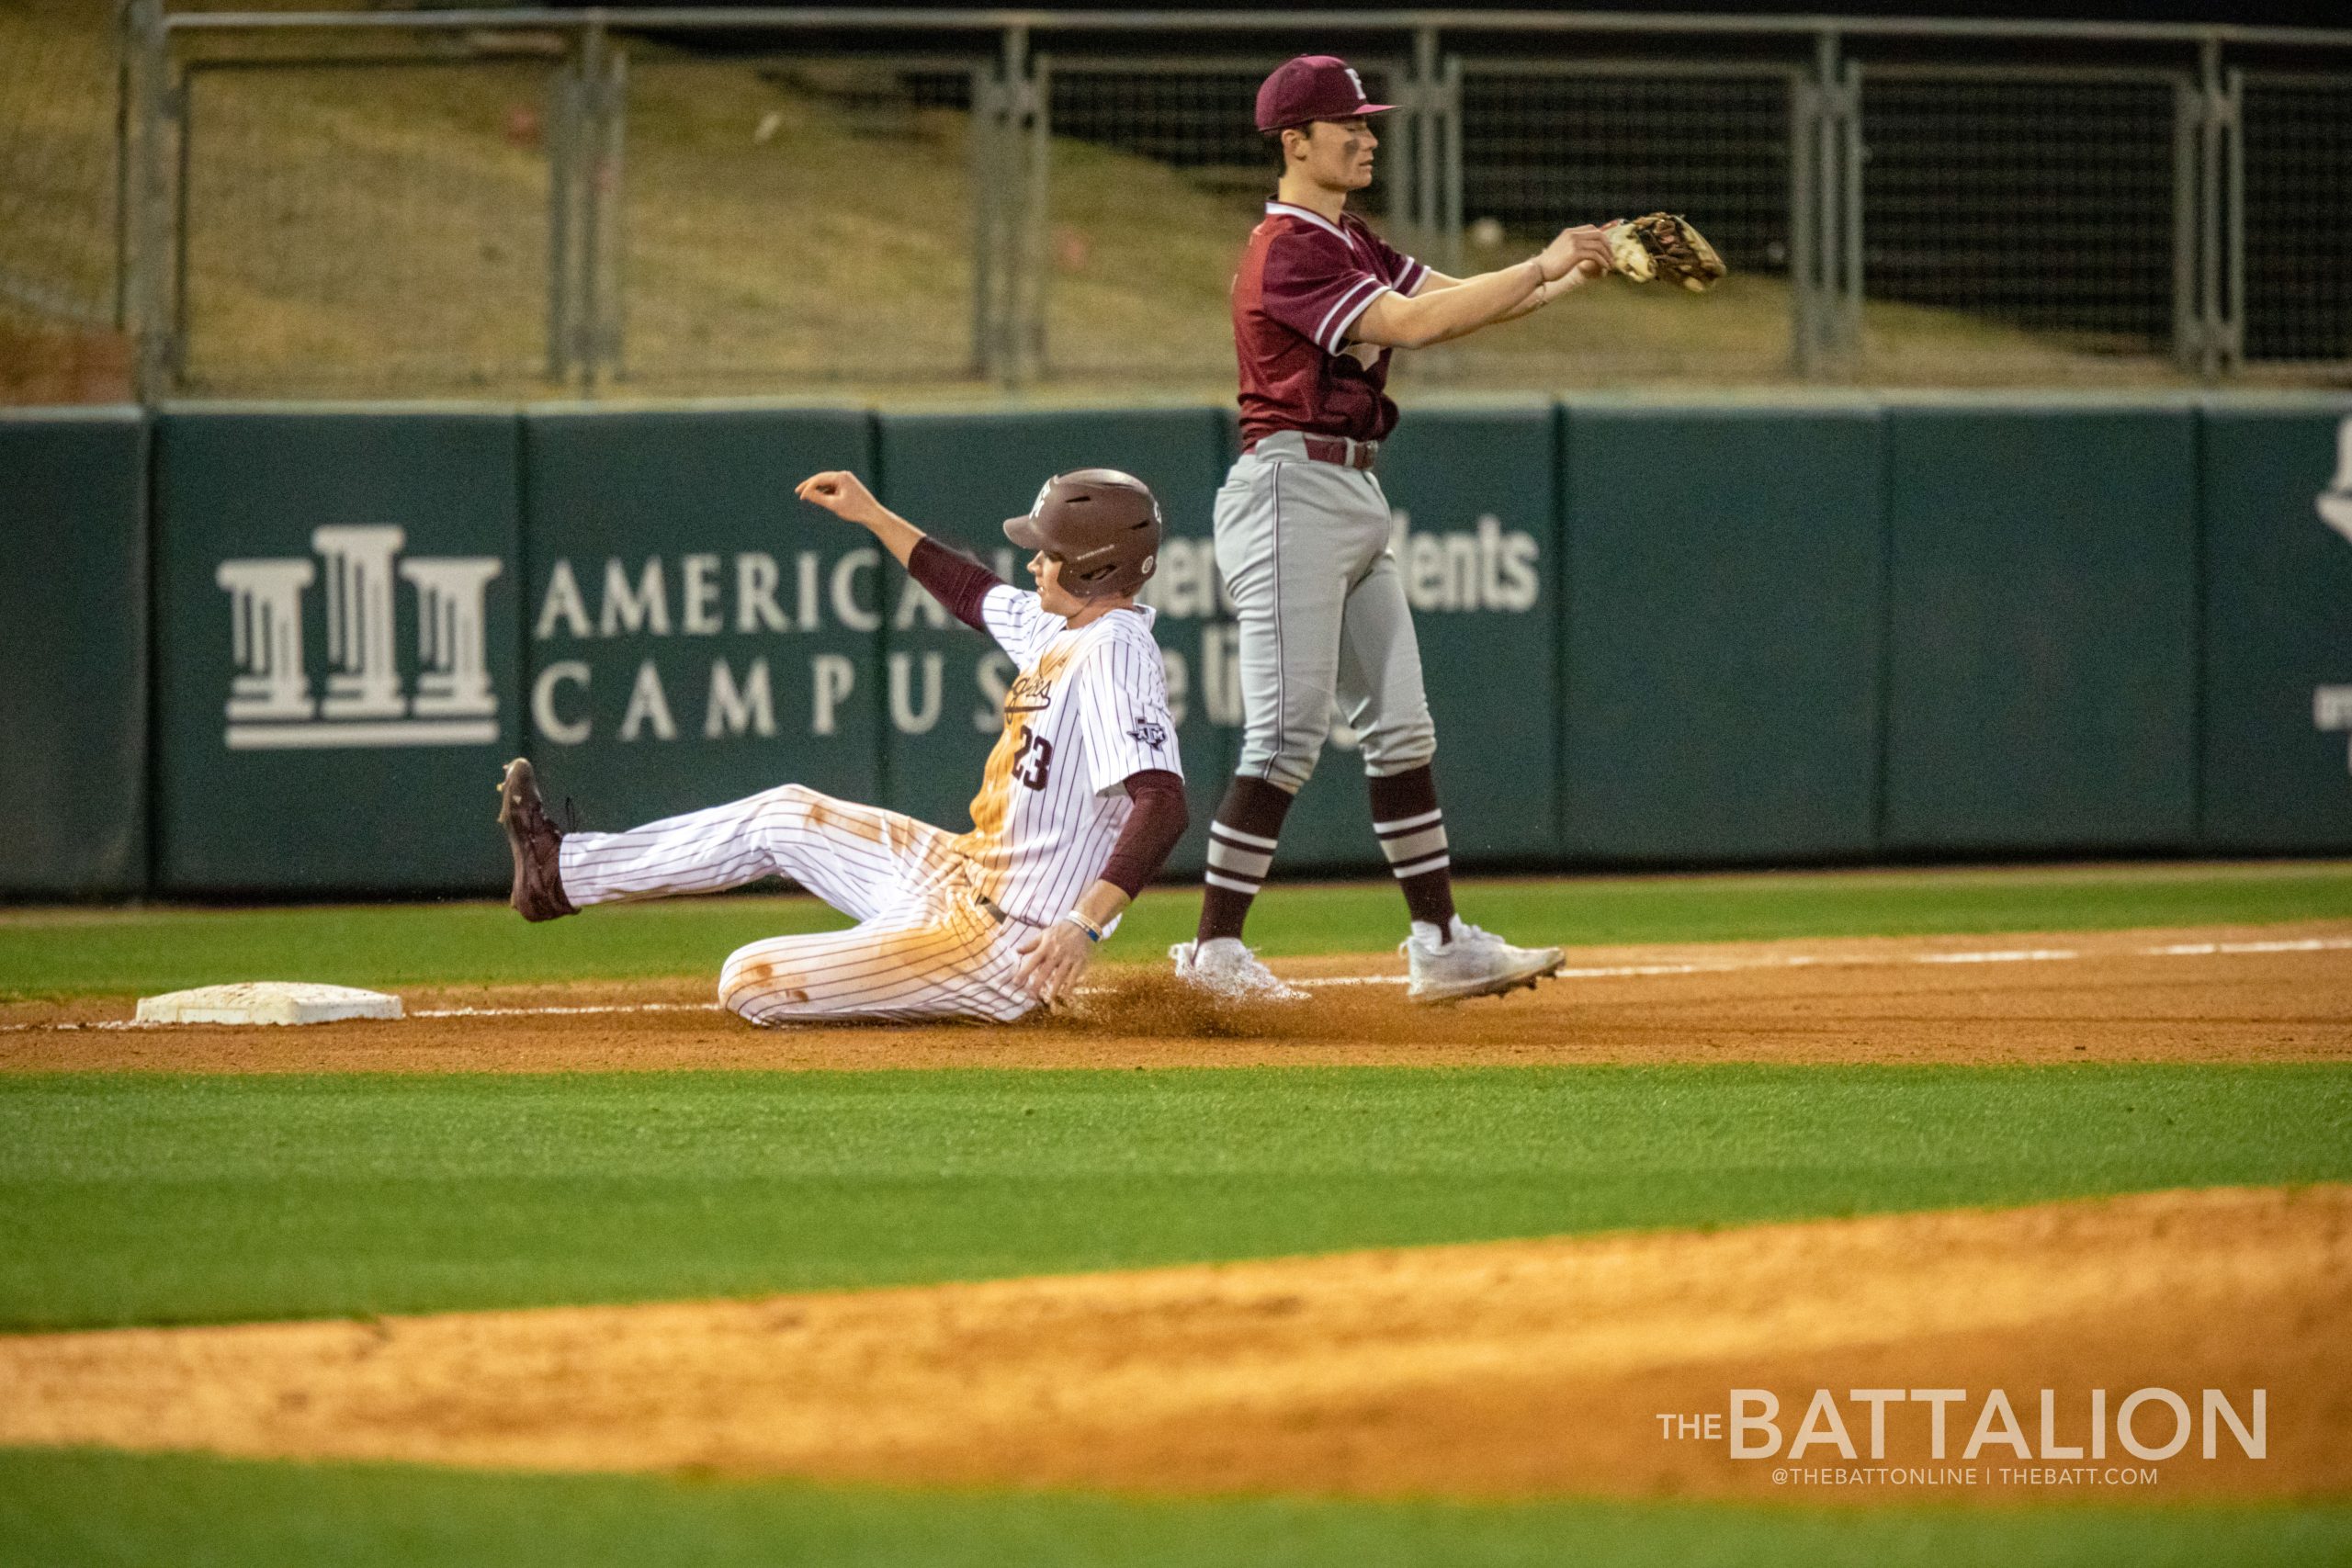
[1061,910,1103,943]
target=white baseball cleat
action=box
[1401,918,1563,1004]
[1169,937,1308,1002]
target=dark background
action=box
[530,0,2343,25]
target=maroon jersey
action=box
[1231,200,1430,448]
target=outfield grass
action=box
[2,1066,2345,1331]
[3,1450,2346,1568]
[6,866,2346,1562]
[4,862,2347,999]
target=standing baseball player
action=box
[1170,54,1617,1004]
[498,468,1188,1024]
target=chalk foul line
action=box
[5,937,2346,1032]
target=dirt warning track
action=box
[1,1187,2343,1501]
[4,921,2347,1072]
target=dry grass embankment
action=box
[1,1,2190,402]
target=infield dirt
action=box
[6,921,2347,1072]
[0,1186,2341,1502]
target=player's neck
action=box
[1274,174,1349,223]
[1065,595,1137,630]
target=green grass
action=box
[6,866,2346,1560]
[4,862,2347,998]
[3,1450,2346,1568]
[2,1066,2345,1331]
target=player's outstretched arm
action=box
[1401,267,1591,339]
[796,470,926,567]
[798,468,1005,633]
[1352,223,1615,350]
[1471,236,1620,331]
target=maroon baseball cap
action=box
[1254,55,1394,133]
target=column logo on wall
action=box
[214,525,503,750]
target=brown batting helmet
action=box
[1002,468,1162,601]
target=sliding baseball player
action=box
[498,468,1188,1024]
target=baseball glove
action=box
[1608,212,1728,292]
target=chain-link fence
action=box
[2241,72,2352,368]
[1446,62,1801,385]
[1856,68,2184,382]
[174,56,560,393]
[0,0,131,401]
[1038,58,1405,382]
[612,52,988,389]
[6,6,2348,402]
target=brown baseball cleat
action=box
[496,758,576,922]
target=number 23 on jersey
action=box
[1012,726,1054,791]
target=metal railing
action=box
[22,6,2346,398]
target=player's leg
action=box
[504,762,1029,1022]
[560,784,950,925]
[1340,540,1561,1003]
[1333,549,1453,929]
[1194,455,1354,947]
[717,892,1033,1024]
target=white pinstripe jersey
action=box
[952,587,1183,925]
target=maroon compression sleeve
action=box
[1099,770,1190,898]
[907,536,1005,633]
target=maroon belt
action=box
[1303,436,1378,471]
[1242,433,1381,471]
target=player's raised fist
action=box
[794,469,883,526]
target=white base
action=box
[135,982,404,1027]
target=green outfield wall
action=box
[5,394,2349,897]
[149,411,524,893]
[1560,404,1883,863]
[0,409,149,895]
[2199,400,2352,851]
[1883,405,2201,853]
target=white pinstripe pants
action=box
[558,784,1038,1025]
[1215,443,1437,791]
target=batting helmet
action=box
[1002,468,1162,601]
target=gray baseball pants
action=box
[1213,434,1436,791]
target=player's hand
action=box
[1539,263,1601,304]
[795,470,886,528]
[1535,223,1615,284]
[1013,921,1094,1008]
